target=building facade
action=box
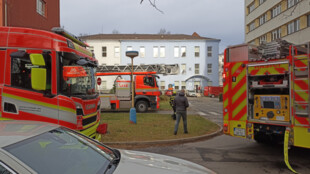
[218,54,224,87]
[81,33,220,92]
[245,0,310,45]
[0,0,60,31]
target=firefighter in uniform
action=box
[169,91,177,120]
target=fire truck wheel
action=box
[136,101,148,113]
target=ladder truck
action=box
[96,64,179,112]
[222,39,310,172]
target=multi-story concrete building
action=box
[0,0,60,31]
[81,33,220,92]
[245,0,310,45]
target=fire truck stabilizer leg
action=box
[284,128,297,173]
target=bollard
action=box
[130,107,137,124]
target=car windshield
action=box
[59,52,97,98]
[4,127,116,174]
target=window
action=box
[195,64,199,74]
[160,46,165,58]
[259,35,267,44]
[102,47,107,57]
[181,46,186,57]
[160,81,165,90]
[207,46,212,57]
[0,162,15,174]
[153,46,158,57]
[288,0,300,8]
[140,46,145,58]
[181,81,186,90]
[89,46,94,56]
[36,0,46,16]
[259,13,267,25]
[11,51,51,92]
[248,3,255,13]
[207,64,212,74]
[249,22,255,31]
[272,28,281,41]
[308,14,310,27]
[174,81,179,90]
[114,46,120,57]
[259,0,266,5]
[271,4,281,18]
[127,46,132,51]
[195,46,200,57]
[181,64,186,75]
[287,19,300,35]
[207,81,213,86]
[174,47,179,57]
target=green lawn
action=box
[100,112,219,143]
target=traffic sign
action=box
[97,77,102,85]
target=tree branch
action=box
[140,0,164,14]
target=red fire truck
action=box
[0,27,101,139]
[96,64,179,112]
[222,40,310,170]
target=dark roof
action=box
[80,32,219,41]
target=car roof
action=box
[0,120,59,148]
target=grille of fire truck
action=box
[82,115,97,126]
[97,64,179,75]
[292,42,310,126]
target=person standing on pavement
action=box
[173,89,189,135]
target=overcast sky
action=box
[60,0,245,53]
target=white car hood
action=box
[113,150,215,174]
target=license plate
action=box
[234,128,245,137]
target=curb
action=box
[103,124,223,148]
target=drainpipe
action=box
[4,0,7,26]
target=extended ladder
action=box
[97,64,179,75]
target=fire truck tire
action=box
[136,101,148,113]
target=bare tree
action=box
[112,29,120,34]
[158,28,171,34]
[140,0,163,14]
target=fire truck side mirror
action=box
[30,54,47,91]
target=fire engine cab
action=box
[0,27,101,139]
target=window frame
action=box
[114,46,120,58]
[181,64,186,75]
[181,46,186,57]
[101,47,107,57]
[248,2,255,13]
[139,46,145,58]
[195,64,200,75]
[207,46,212,57]
[174,46,179,57]
[36,0,46,17]
[194,46,200,57]
[207,64,212,74]
[174,81,180,90]
[153,46,159,58]
[159,46,165,58]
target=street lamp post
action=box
[126,51,139,124]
